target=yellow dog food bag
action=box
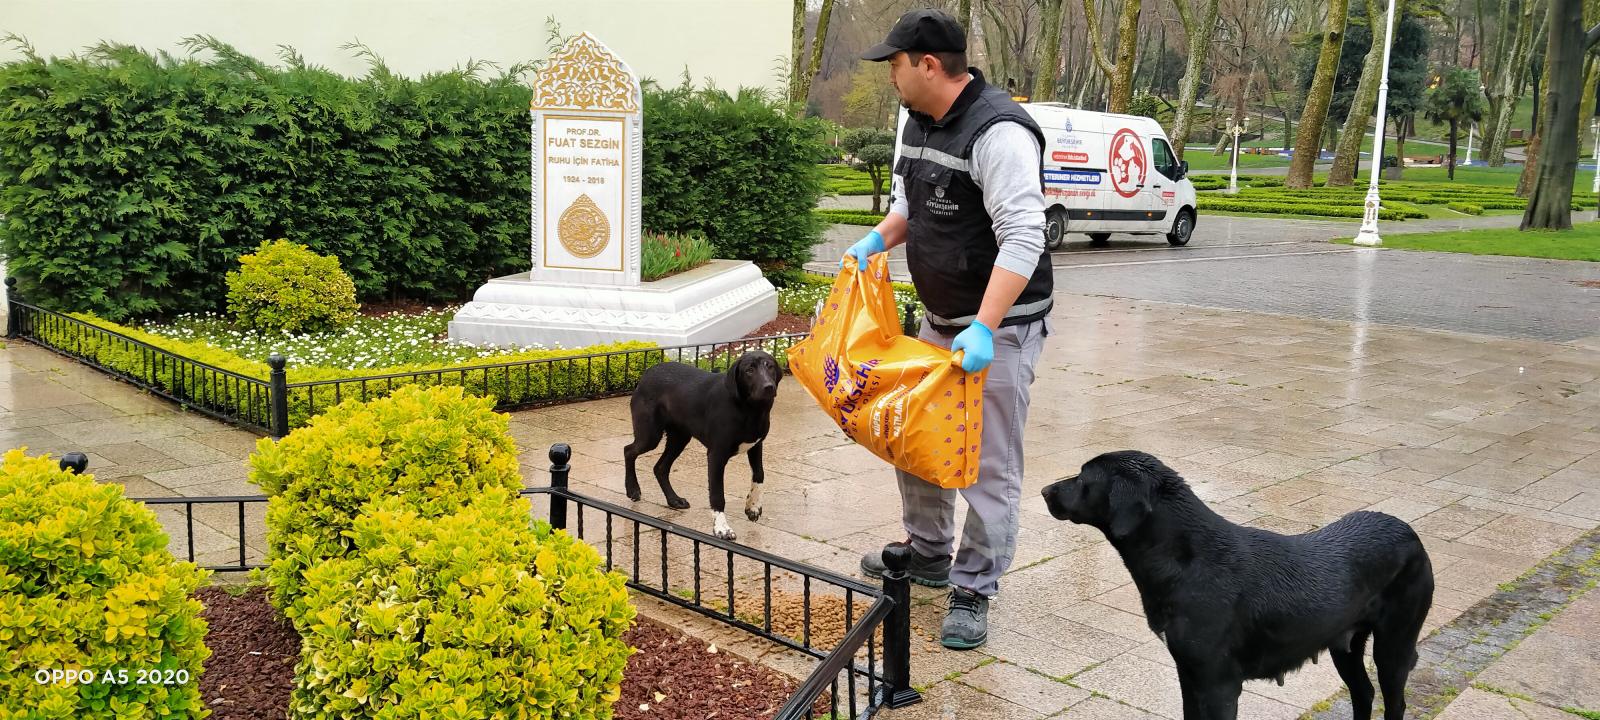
[787,254,986,489]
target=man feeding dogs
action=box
[847,8,1054,651]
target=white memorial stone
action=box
[449,33,776,350]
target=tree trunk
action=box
[1328,0,1389,186]
[1579,54,1599,155]
[1170,0,1222,159]
[1448,118,1459,180]
[960,0,974,30]
[1517,35,1554,197]
[789,0,806,106]
[1109,0,1144,112]
[1521,0,1583,228]
[1389,115,1409,179]
[1286,0,1351,188]
[1034,0,1066,101]
[796,0,836,107]
[1082,0,1143,113]
[1486,0,1539,166]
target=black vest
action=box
[895,68,1054,333]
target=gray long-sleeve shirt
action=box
[889,120,1047,280]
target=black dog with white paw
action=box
[624,350,781,540]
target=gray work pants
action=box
[896,316,1048,597]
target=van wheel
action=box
[1045,207,1068,251]
[1088,233,1112,247]
[1167,209,1194,247]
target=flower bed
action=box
[194,585,823,720]
[141,306,539,370]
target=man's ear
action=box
[1108,473,1153,540]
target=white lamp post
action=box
[1591,118,1599,220]
[1354,0,1400,247]
[1463,122,1475,167]
[1227,121,1246,194]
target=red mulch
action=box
[194,586,813,719]
[743,314,812,339]
[195,586,299,719]
[357,298,450,317]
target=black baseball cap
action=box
[861,8,967,62]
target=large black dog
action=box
[1042,451,1433,720]
[624,350,781,540]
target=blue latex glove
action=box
[842,230,886,272]
[951,320,994,373]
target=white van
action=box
[1021,103,1197,250]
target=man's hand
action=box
[843,230,887,271]
[951,320,994,373]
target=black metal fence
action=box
[91,444,920,719]
[6,288,277,431]
[5,281,811,438]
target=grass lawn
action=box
[1182,151,1292,172]
[1334,223,1600,262]
[1202,209,1359,222]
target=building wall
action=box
[0,0,790,91]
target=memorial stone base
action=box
[447,259,778,350]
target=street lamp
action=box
[1591,118,1599,220]
[1227,120,1247,195]
[1463,122,1475,167]
[1354,0,1400,247]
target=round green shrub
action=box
[250,385,523,626]
[290,496,635,720]
[0,449,211,719]
[226,239,359,335]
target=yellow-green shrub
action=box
[291,496,634,720]
[250,386,523,626]
[0,449,210,720]
[226,239,360,335]
[30,312,663,430]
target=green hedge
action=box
[641,83,827,280]
[813,209,888,226]
[251,385,525,627]
[1446,201,1485,215]
[292,496,634,719]
[30,310,662,429]
[1197,197,1427,220]
[0,40,827,321]
[0,40,531,321]
[255,391,635,719]
[0,449,211,719]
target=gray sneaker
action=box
[941,588,988,650]
[859,544,951,588]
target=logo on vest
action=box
[934,185,946,198]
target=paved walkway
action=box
[1435,586,1600,720]
[3,269,1597,718]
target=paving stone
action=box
[957,660,1089,715]
[1433,688,1574,720]
[1474,627,1600,710]
[879,680,1043,720]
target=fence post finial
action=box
[59,451,88,475]
[879,542,923,709]
[268,354,289,439]
[549,443,571,530]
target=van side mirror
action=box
[1177,160,1189,180]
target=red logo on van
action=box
[1052,151,1090,164]
[1108,128,1147,199]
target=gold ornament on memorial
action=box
[531,33,639,112]
[558,194,610,258]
